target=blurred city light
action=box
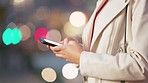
[69,11,86,27]
[13,0,25,3]
[11,28,22,44]
[34,6,50,21]
[7,22,17,28]
[46,29,62,42]
[2,28,22,45]
[26,23,36,36]
[45,9,63,29]
[12,0,34,13]
[41,68,57,82]
[62,63,79,79]
[34,28,48,43]
[63,22,84,37]
[19,25,31,41]
[2,28,13,45]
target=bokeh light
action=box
[46,29,62,42]
[63,22,84,37]
[13,0,25,6]
[35,6,50,21]
[45,9,62,29]
[34,28,48,43]
[7,22,17,29]
[41,68,57,82]
[2,28,22,45]
[26,22,36,36]
[69,11,86,27]
[62,63,79,79]
[2,28,13,45]
[12,28,22,44]
[12,0,34,12]
[19,25,31,41]
[13,0,25,3]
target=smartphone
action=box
[39,38,61,47]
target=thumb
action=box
[46,45,50,48]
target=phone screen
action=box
[39,38,61,47]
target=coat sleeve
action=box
[79,0,148,81]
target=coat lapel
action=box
[90,0,129,50]
[82,0,108,51]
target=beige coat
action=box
[80,0,148,83]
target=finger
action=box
[53,47,61,52]
[47,45,57,49]
[50,46,55,51]
[69,37,78,42]
[63,38,69,44]
[55,54,67,59]
[60,41,64,44]
[63,38,77,44]
[66,58,74,63]
[51,45,65,52]
[46,45,50,48]
[55,54,63,58]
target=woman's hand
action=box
[48,38,83,64]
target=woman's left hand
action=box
[49,38,83,64]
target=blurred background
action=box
[0,0,97,83]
